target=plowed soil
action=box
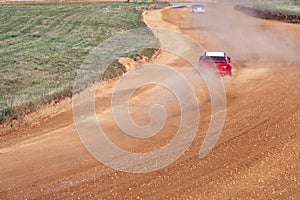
[1,3,299,199]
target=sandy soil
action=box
[1,3,300,200]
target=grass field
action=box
[0,2,163,123]
[238,0,300,14]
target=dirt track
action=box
[1,3,300,199]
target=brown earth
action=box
[1,3,300,200]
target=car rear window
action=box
[202,56,226,63]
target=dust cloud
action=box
[188,4,300,63]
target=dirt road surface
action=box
[1,3,300,199]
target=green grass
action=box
[0,2,163,123]
[238,0,300,14]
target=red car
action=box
[199,52,232,77]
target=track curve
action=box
[0,3,299,199]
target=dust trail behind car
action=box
[187,4,300,63]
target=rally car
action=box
[199,52,232,77]
[192,5,206,13]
